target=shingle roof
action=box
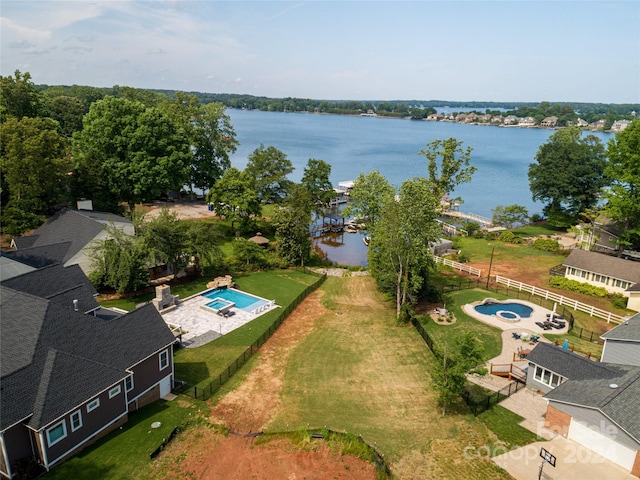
[545,366,640,444]
[527,342,619,380]
[5,242,73,268]
[12,209,132,264]
[0,254,37,281]
[601,312,640,342]
[563,249,640,283]
[1,266,174,431]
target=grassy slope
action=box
[268,276,512,479]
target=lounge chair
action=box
[512,332,521,339]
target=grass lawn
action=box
[45,398,205,480]
[174,269,320,388]
[478,406,539,452]
[268,276,512,479]
[419,288,507,361]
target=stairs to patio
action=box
[490,363,527,383]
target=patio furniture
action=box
[512,332,521,340]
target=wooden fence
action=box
[495,275,625,324]
[434,255,482,277]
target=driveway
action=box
[493,436,636,480]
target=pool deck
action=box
[161,292,279,348]
[462,299,569,335]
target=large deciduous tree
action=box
[73,96,191,212]
[491,205,529,230]
[528,127,606,227]
[159,92,237,196]
[342,170,395,232]
[419,138,476,198]
[206,167,261,231]
[245,144,294,204]
[0,116,71,214]
[368,177,441,319]
[301,158,333,215]
[0,70,42,119]
[603,119,640,252]
[273,184,314,266]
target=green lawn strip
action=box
[44,398,204,480]
[419,288,506,361]
[478,406,539,452]
[268,277,511,479]
[511,224,567,237]
[543,332,603,360]
[454,236,564,266]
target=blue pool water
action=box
[474,302,533,318]
[202,288,268,311]
[206,298,233,311]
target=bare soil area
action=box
[150,291,377,480]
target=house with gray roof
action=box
[0,264,175,478]
[601,312,640,367]
[563,249,640,312]
[10,209,133,276]
[525,336,640,475]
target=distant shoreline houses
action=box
[422,112,634,132]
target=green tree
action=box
[0,70,42,119]
[206,167,261,231]
[159,92,237,196]
[432,332,484,416]
[42,95,86,137]
[368,177,441,319]
[0,116,71,214]
[273,184,314,266]
[300,158,333,215]
[233,238,266,269]
[183,221,224,274]
[73,96,191,212]
[528,127,607,227]
[342,170,395,232]
[419,138,476,197]
[88,224,149,293]
[245,144,294,204]
[137,208,188,276]
[603,119,640,251]
[491,205,530,229]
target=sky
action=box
[1,1,639,103]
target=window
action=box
[613,279,630,289]
[125,375,134,392]
[109,385,121,399]
[159,349,169,370]
[46,420,67,446]
[70,410,82,432]
[87,398,100,412]
[533,365,565,388]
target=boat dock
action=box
[440,210,492,226]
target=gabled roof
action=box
[545,366,640,444]
[6,242,73,269]
[527,342,620,380]
[601,312,640,342]
[0,266,174,432]
[563,249,640,284]
[12,209,132,264]
[0,254,37,281]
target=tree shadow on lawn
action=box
[174,361,211,385]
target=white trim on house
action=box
[0,433,13,479]
[70,410,82,432]
[86,398,100,413]
[533,365,566,389]
[159,349,169,371]
[108,385,121,399]
[45,420,67,447]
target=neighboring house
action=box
[563,249,640,311]
[540,116,558,128]
[601,312,640,367]
[611,119,632,132]
[518,116,536,127]
[526,340,640,476]
[0,264,176,478]
[10,208,133,276]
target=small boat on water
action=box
[344,224,358,233]
[362,237,370,246]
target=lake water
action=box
[226,109,612,265]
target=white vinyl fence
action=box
[434,255,482,277]
[495,275,626,324]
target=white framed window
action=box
[533,366,565,388]
[46,420,67,446]
[613,278,630,289]
[159,349,169,370]
[70,410,82,432]
[87,398,100,412]
[125,375,134,392]
[109,385,121,399]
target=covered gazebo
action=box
[248,232,270,247]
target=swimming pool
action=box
[202,288,268,312]
[474,301,533,318]
[205,298,234,312]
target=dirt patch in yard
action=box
[151,290,377,479]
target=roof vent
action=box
[609,383,619,389]
[73,299,79,312]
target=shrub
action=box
[532,238,559,252]
[609,293,629,310]
[462,221,480,236]
[549,276,608,297]
[498,231,521,244]
[457,252,470,263]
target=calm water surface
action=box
[226,109,612,265]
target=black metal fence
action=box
[174,273,327,401]
[462,380,526,416]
